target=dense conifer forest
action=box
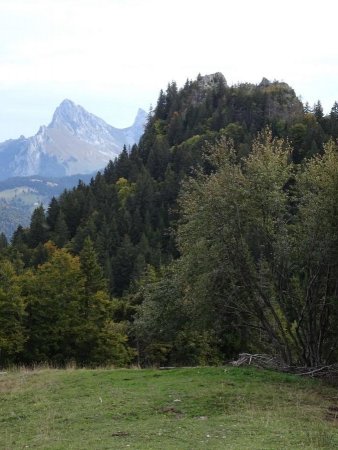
[1,73,338,367]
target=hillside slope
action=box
[1,367,337,449]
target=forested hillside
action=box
[1,73,338,368]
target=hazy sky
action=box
[1,0,337,141]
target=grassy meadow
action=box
[0,366,337,449]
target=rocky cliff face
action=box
[258,78,304,123]
[0,101,147,180]
[197,72,228,90]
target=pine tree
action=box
[113,234,135,296]
[115,146,132,179]
[79,237,106,298]
[330,101,338,137]
[27,205,48,248]
[0,232,8,251]
[330,101,338,120]
[313,100,324,121]
[52,212,69,247]
[155,89,167,120]
[46,197,60,231]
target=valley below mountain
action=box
[0,174,93,238]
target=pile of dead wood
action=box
[231,353,338,381]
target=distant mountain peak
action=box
[0,102,146,180]
[60,98,76,107]
[53,98,79,116]
[50,99,91,130]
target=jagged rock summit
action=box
[0,101,147,180]
[197,72,228,89]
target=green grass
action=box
[0,366,337,449]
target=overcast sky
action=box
[0,0,337,141]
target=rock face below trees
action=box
[260,78,304,123]
[197,72,228,89]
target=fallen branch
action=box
[297,366,331,376]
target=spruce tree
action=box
[28,205,48,248]
[79,237,106,298]
[0,232,8,250]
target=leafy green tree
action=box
[291,141,338,365]
[134,264,223,366]
[116,177,135,206]
[21,245,85,364]
[177,131,338,366]
[0,260,26,365]
[289,123,307,153]
[20,243,133,366]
